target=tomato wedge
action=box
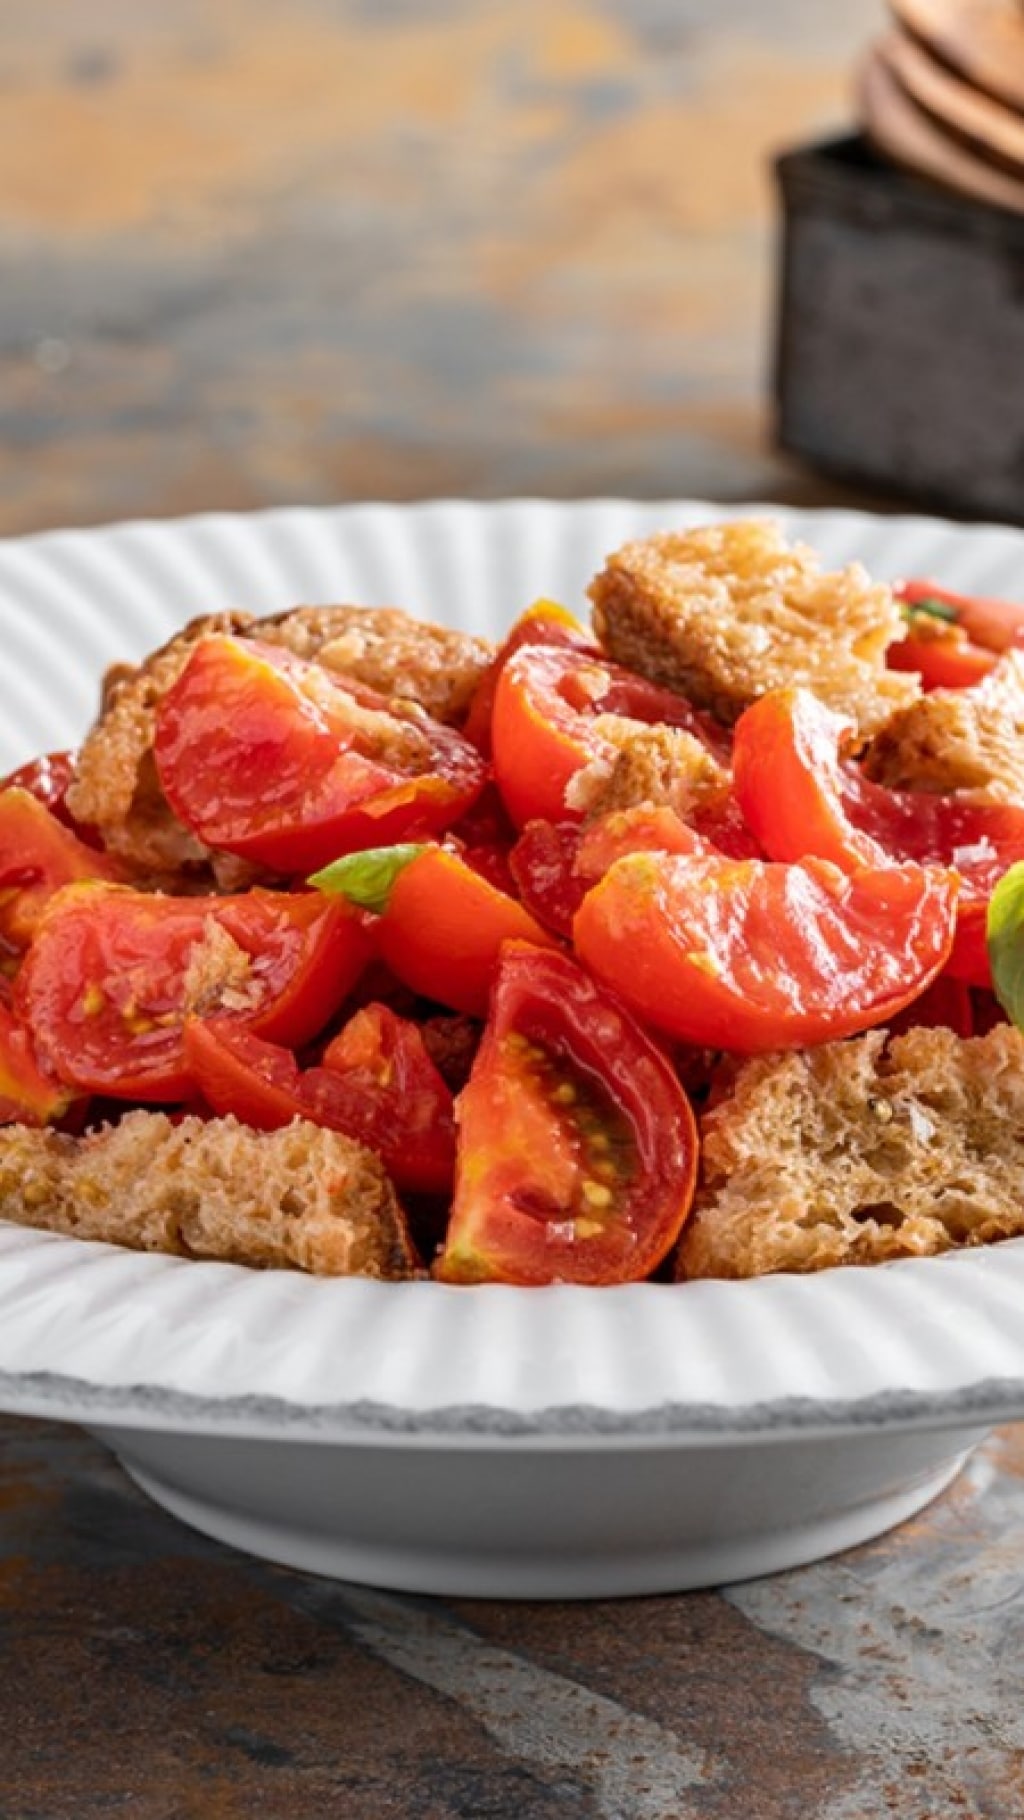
[154,635,488,873]
[510,808,708,938]
[436,942,698,1285]
[462,598,597,755]
[732,687,1024,984]
[0,751,99,840]
[312,842,557,1017]
[887,581,1024,690]
[491,644,725,829]
[0,787,125,956]
[185,1007,456,1194]
[0,1001,75,1125]
[18,883,371,1100]
[573,851,958,1052]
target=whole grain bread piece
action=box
[588,519,919,736]
[65,605,494,876]
[0,1110,418,1277]
[564,723,730,822]
[675,1022,1024,1281]
[862,650,1024,803]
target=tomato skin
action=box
[0,1001,74,1125]
[510,808,708,939]
[462,599,597,756]
[436,942,699,1286]
[0,751,100,840]
[154,635,488,872]
[898,580,1024,655]
[0,788,125,955]
[371,845,559,1018]
[733,687,1024,986]
[17,883,370,1100]
[185,1006,456,1194]
[573,851,958,1053]
[491,644,725,829]
[887,632,996,691]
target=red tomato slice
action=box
[887,631,996,692]
[18,883,371,1100]
[491,644,726,829]
[154,635,488,873]
[436,943,698,1286]
[313,842,558,1017]
[510,809,708,938]
[0,1001,75,1125]
[732,687,1024,985]
[573,851,958,1053]
[185,1007,456,1194]
[898,579,1024,654]
[462,598,598,755]
[0,787,125,956]
[0,750,100,841]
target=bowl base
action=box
[93,1422,988,1599]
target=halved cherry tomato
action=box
[462,598,597,755]
[185,1006,456,1194]
[0,788,125,957]
[732,687,1024,984]
[0,1001,75,1125]
[887,581,1024,691]
[573,851,958,1052]
[510,808,708,938]
[0,750,99,840]
[436,942,698,1286]
[491,644,726,829]
[900,579,1024,653]
[154,636,488,873]
[312,841,558,1017]
[886,972,974,1040]
[18,883,371,1100]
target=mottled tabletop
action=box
[2,2,1023,1816]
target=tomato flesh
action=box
[732,687,1024,985]
[436,942,698,1285]
[154,635,488,872]
[573,851,958,1052]
[0,787,125,957]
[462,598,597,755]
[491,644,726,829]
[0,1001,74,1125]
[18,883,370,1099]
[186,1005,456,1194]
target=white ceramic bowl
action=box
[2,498,1024,1598]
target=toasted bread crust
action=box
[565,723,729,821]
[676,1023,1024,1280]
[0,1110,418,1277]
[863,650,1024,802]
[65,605,494,876]
[589,520,918,734]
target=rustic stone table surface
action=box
[2,2,1024,1816]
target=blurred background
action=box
[1,0,887,534]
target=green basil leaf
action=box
[986,862,1024,1029]
[901,595,959,626]
[309,844,427,914]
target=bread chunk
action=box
[676,1023,1024,1280]
[863,650,1024,802]
[65,605,494,875]
[589,520,918,735]
[0,1110,418,1277]
[565,724,729,821]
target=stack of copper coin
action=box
[860,0,1024,210]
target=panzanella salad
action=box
[3,519,1024,1286]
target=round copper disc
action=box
[880,26,1024,174]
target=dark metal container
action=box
[774,134,1024,522]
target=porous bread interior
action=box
[0,1110,416,1278]
[676,1022,1024,1280]
[589,519,919,735]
